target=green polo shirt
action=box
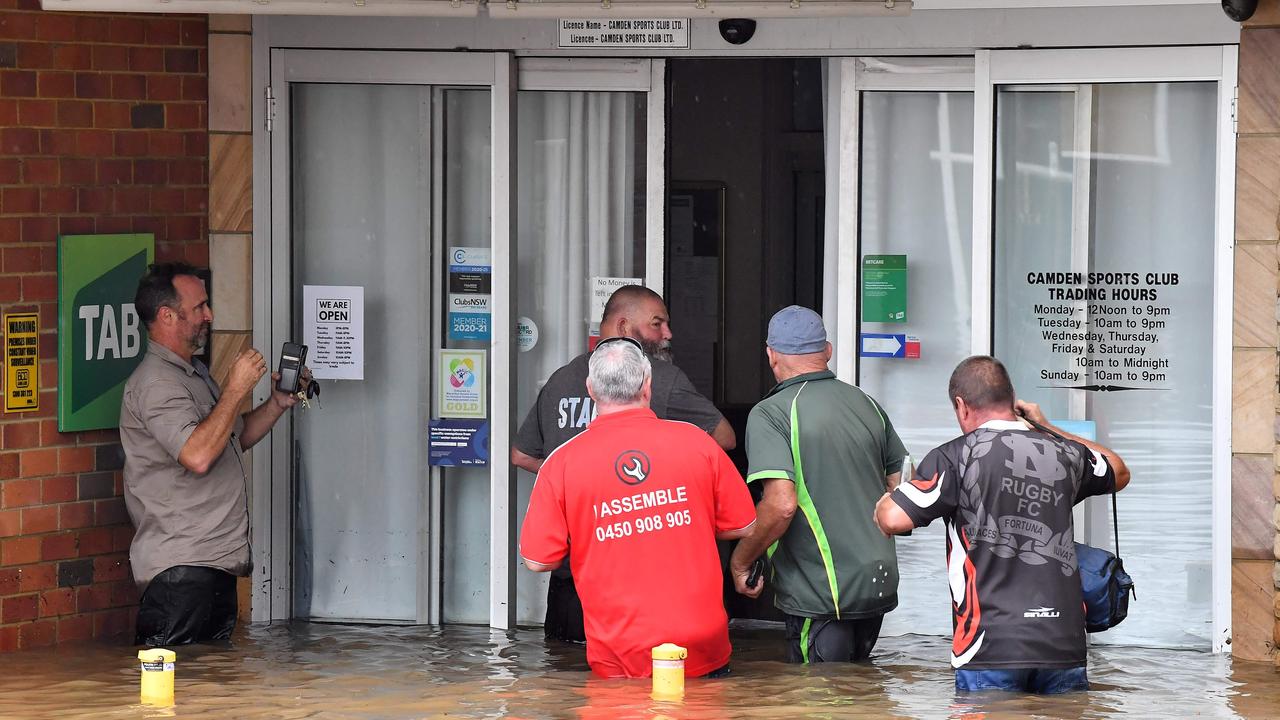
[746,370,907,620]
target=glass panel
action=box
[857,91,974,638]
[291,83,432,621]
[512,90,647,625]
[440,88,493,624]
[993,82,1217,648]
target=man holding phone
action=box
[120,262,308,646]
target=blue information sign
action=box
[859,333,907,358]
[449,312,490,341]
[448,246,492,342]
[428,419,489,466]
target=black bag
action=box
[1075,495,1135,633]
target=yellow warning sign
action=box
[5,313,40,413]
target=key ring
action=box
[294,379,321,409]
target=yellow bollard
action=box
[651,643,686,701]
[138,648,176,706]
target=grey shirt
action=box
[120,342,250,591]
[514,352,724,460]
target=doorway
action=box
[665,58,826,620]
[666,58,826,455]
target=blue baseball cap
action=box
[767,305,827,355]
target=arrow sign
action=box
[860,333,921,359]
[861,333,905,358]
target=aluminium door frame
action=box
[831,56,977,384]
[508,57,666,626]
[975,45,1238,653]
[831,46,1235,653]
[255,48,518,628]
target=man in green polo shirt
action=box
[729,305,907,663]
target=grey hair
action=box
[588,340,652,405]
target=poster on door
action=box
[428,418,489,466]
[448,247,491,341]
[588,276,644,347]
[862,255,908,322]
[439,349,486,419]
[303,285,364,380]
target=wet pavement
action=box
[0,621,1275,719]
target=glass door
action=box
[265,50,514,625]
[979,47,1237,650]
[846,58,977,639]
[511,58,664,625]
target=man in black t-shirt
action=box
[512,285,735,642]
[875,356,1130,694]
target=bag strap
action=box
[1018,414,1121,559]
[1111,491,1120,559]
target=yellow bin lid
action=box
[138,649,176,662]
[651,643,687,661]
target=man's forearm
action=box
[874,492,916,536]
[239,398,287,450]
[178,388,252,474]
[1031,418,1131,491]
[730,500,793,573]
[511,447,544,474]
[710,418,737,451]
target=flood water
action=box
[0,621,1275,719]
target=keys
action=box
[293,380,321,410]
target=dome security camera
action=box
[1222,0,1258,21]
[719,19,757,45]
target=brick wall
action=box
[1233,0,1280,665]
[0,4,207,650]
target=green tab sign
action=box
[861,254,907,323]
[58,234,155,432]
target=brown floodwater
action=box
[0,621,1275,719]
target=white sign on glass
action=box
[558,18,689,49]
[516,316,539,353]
[439,349,487,419]
[303,285,364,380]
[590,276,643,326]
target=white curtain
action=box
[517,92,639,388]
[514,91,644,624]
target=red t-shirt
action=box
[520,407,756,678]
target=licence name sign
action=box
[558,18,690,49]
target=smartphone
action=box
[276,342,307,395]
[746,557,766,589]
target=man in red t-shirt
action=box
[520,337,757,678]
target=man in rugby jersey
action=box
[875,355,1130,693]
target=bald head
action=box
[600,285,672,361]
[601,285,663,326]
